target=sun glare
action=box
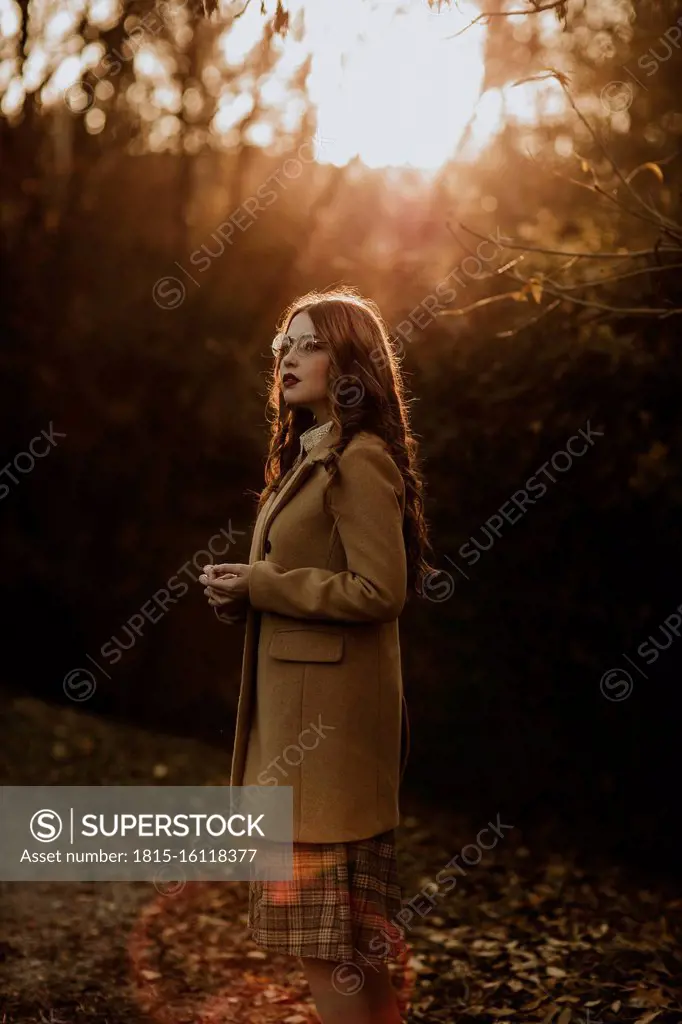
[289,0,490,171]
[216,0,494,170]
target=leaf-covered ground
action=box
[1,686,680,1024]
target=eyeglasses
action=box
[271,332,326,358]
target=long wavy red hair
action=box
[256,286,435,597]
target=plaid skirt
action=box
[248,828,406,963]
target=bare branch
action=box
[538,70,681,237]
[445,0,574,39]
[544,262,682,292]
[437,291,530,316]
[525,144,682,241]
[515,275,682,317]
[439,221,682,324]
[495,299,562,337]
[437,272,681,319]
[458,223,681,260]
[193,0,254,18]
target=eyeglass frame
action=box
[271,331,328,358]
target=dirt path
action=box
[1,687,680,1024]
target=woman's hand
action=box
[200,563,251,607]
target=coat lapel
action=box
[251,424,341,563]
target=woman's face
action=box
[279,311,331,421]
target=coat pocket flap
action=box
[269,629,344,662]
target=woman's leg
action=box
[360,961,403,1024]
[299,956,402,1024]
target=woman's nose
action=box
[282,353,300,371]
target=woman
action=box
[199,287,433,1024]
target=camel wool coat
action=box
[221,421,411,843]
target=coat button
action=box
[264,540,272,554]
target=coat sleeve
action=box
[248,441,407,622]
